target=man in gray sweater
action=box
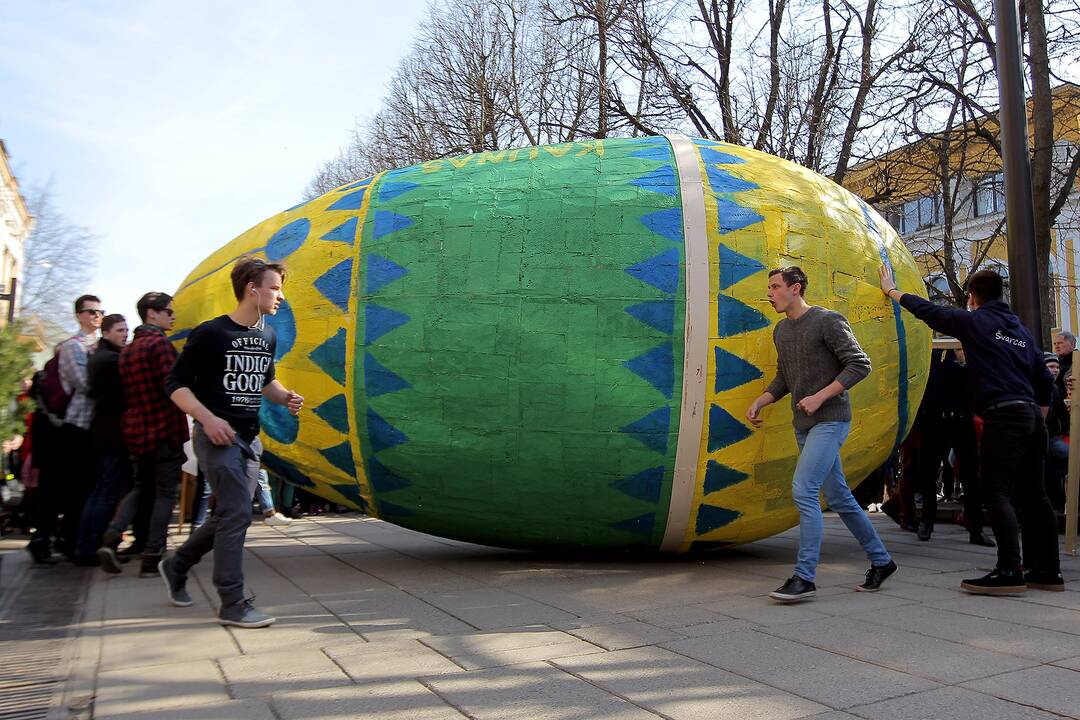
[746,267,897,602]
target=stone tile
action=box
[95,659,230,716]
[322,588,477,637]
[566,620,683,650]
[701,595,831,627]
[802,713,860,720]
[422,628,604,670]
[258,554,390,596]
[324,639,465,682]
[879,580,964,603]
[665,631,940,709]
[850,685,1065,720]
[271,682,468,719]
[1053,656,1080,671]
[928,595,1080,636]
[623,604,730,629]
[418,588,579,629]
[850,603,1080,662]
[802,586,917,616]
[1013,589,1080,612]
[106,698,273,720]
[225,612,359,655]
[98,617,240,669]
[674,619,760,637]
[218,648,351,698]
[552,645,828,719]
[762,616,1037,683]
[960,665,1080,718]
[424,661,658,719]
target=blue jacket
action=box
[898,295,1053,412]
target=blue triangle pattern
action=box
[266,219,310,261]
[716,197,764,234]
[696,504,742,534]
[379,181,420,202]
[708,404,752,452]
[620,407,671,455]
[611,466,664,503]
[331,483,368,510]
[260,401,298,444]
[365,304,410,345]
[716,294,769,337]
[319,441,355,476]
[367,408,408,453]
[321,217,358,244]
[624,342,674,399]
[629,146,671,161]
[366,254,408,294]
[338,178,371,191]
[625,299,675,334]
[625,248,680,294]
[610,513,656,538]
[703,461,749,494]
[367,456,412,492]
[373,210,414,239]
[630,165,677,197]
[714,346,763,393]
[313,394,349,434]
[327,188,366,211]
[314,259,352,312]
[365,352,411,398]
[265,298,295,360]
[638,208,683,243]
[718,244,766,290]
[696,144,746,165]
[705,164,758,193]
[309,328,347,385]
[262,450,315,488]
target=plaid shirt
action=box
[120,324,189,454]
[58,331,98,430]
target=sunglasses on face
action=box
[79,309,104,316]
[156,307,175,317]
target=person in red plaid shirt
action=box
[97,292,190,576]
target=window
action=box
[974,173,1005,217]
[926,273,953,304]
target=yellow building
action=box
[843,83,1080,331]
[0,139,31,325]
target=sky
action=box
[0,0,429,329]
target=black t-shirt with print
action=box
[165,315,276,441]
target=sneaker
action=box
[264,512,291,526]
[961,568,1026,595]
[26,539,56,565]
[968,531,996,547]
[769,576,816,603]
[858,560,898,592]
[916,522,932,541]
[139,552,163,578]
[157,556,193,607]
[217,598,275,628]
[1024,570,1066,592]
[96,530,123,574]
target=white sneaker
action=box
[265,512,291,526]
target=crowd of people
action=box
[12,257,305,628]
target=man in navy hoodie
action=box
[879,266,1062,594]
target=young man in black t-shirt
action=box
[160,257,304,628]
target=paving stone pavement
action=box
[28,513,1080,719]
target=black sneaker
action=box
[96,530,123,574]
[968,531,995,547]
[961,568,1026,595]
[1024,570,1065,592]
[157,556,193,607]
[858,560,898,592]
[25,539,56,565]
[218,598,275,628]
[916,522,932,541]
[769,576,816,603]
[139,552,163,578]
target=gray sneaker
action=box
[218,598,275,628]
[157,556,193,607]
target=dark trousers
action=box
[107,442,185,555]
[1045,436,1068,512]
[172,428,261,607]
[32,423,93,555]
[914,413,983,532]
[74,450,132,560]
[980,403,1060,575]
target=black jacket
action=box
[88,338,125,450]
[898,295,1053,413]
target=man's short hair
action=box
[230,256,287,301]
[136,291,173,323]
[74,294,101,314]
[768,266,809,296]
[102,313,126,333]
[1055,330,1077,348]
[966,269,1004,305]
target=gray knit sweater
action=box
[764,305,871,432]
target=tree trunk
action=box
[1026,0,1055,341]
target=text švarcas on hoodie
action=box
[898,295,1053,413]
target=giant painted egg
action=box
[172,135,930,552]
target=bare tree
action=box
[20,183,97,332]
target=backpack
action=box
[34,341,75,422]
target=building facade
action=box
[0,140,31,325]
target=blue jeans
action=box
[75,451,132,560]
[792,421,891,582]
[254,469,274,514]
